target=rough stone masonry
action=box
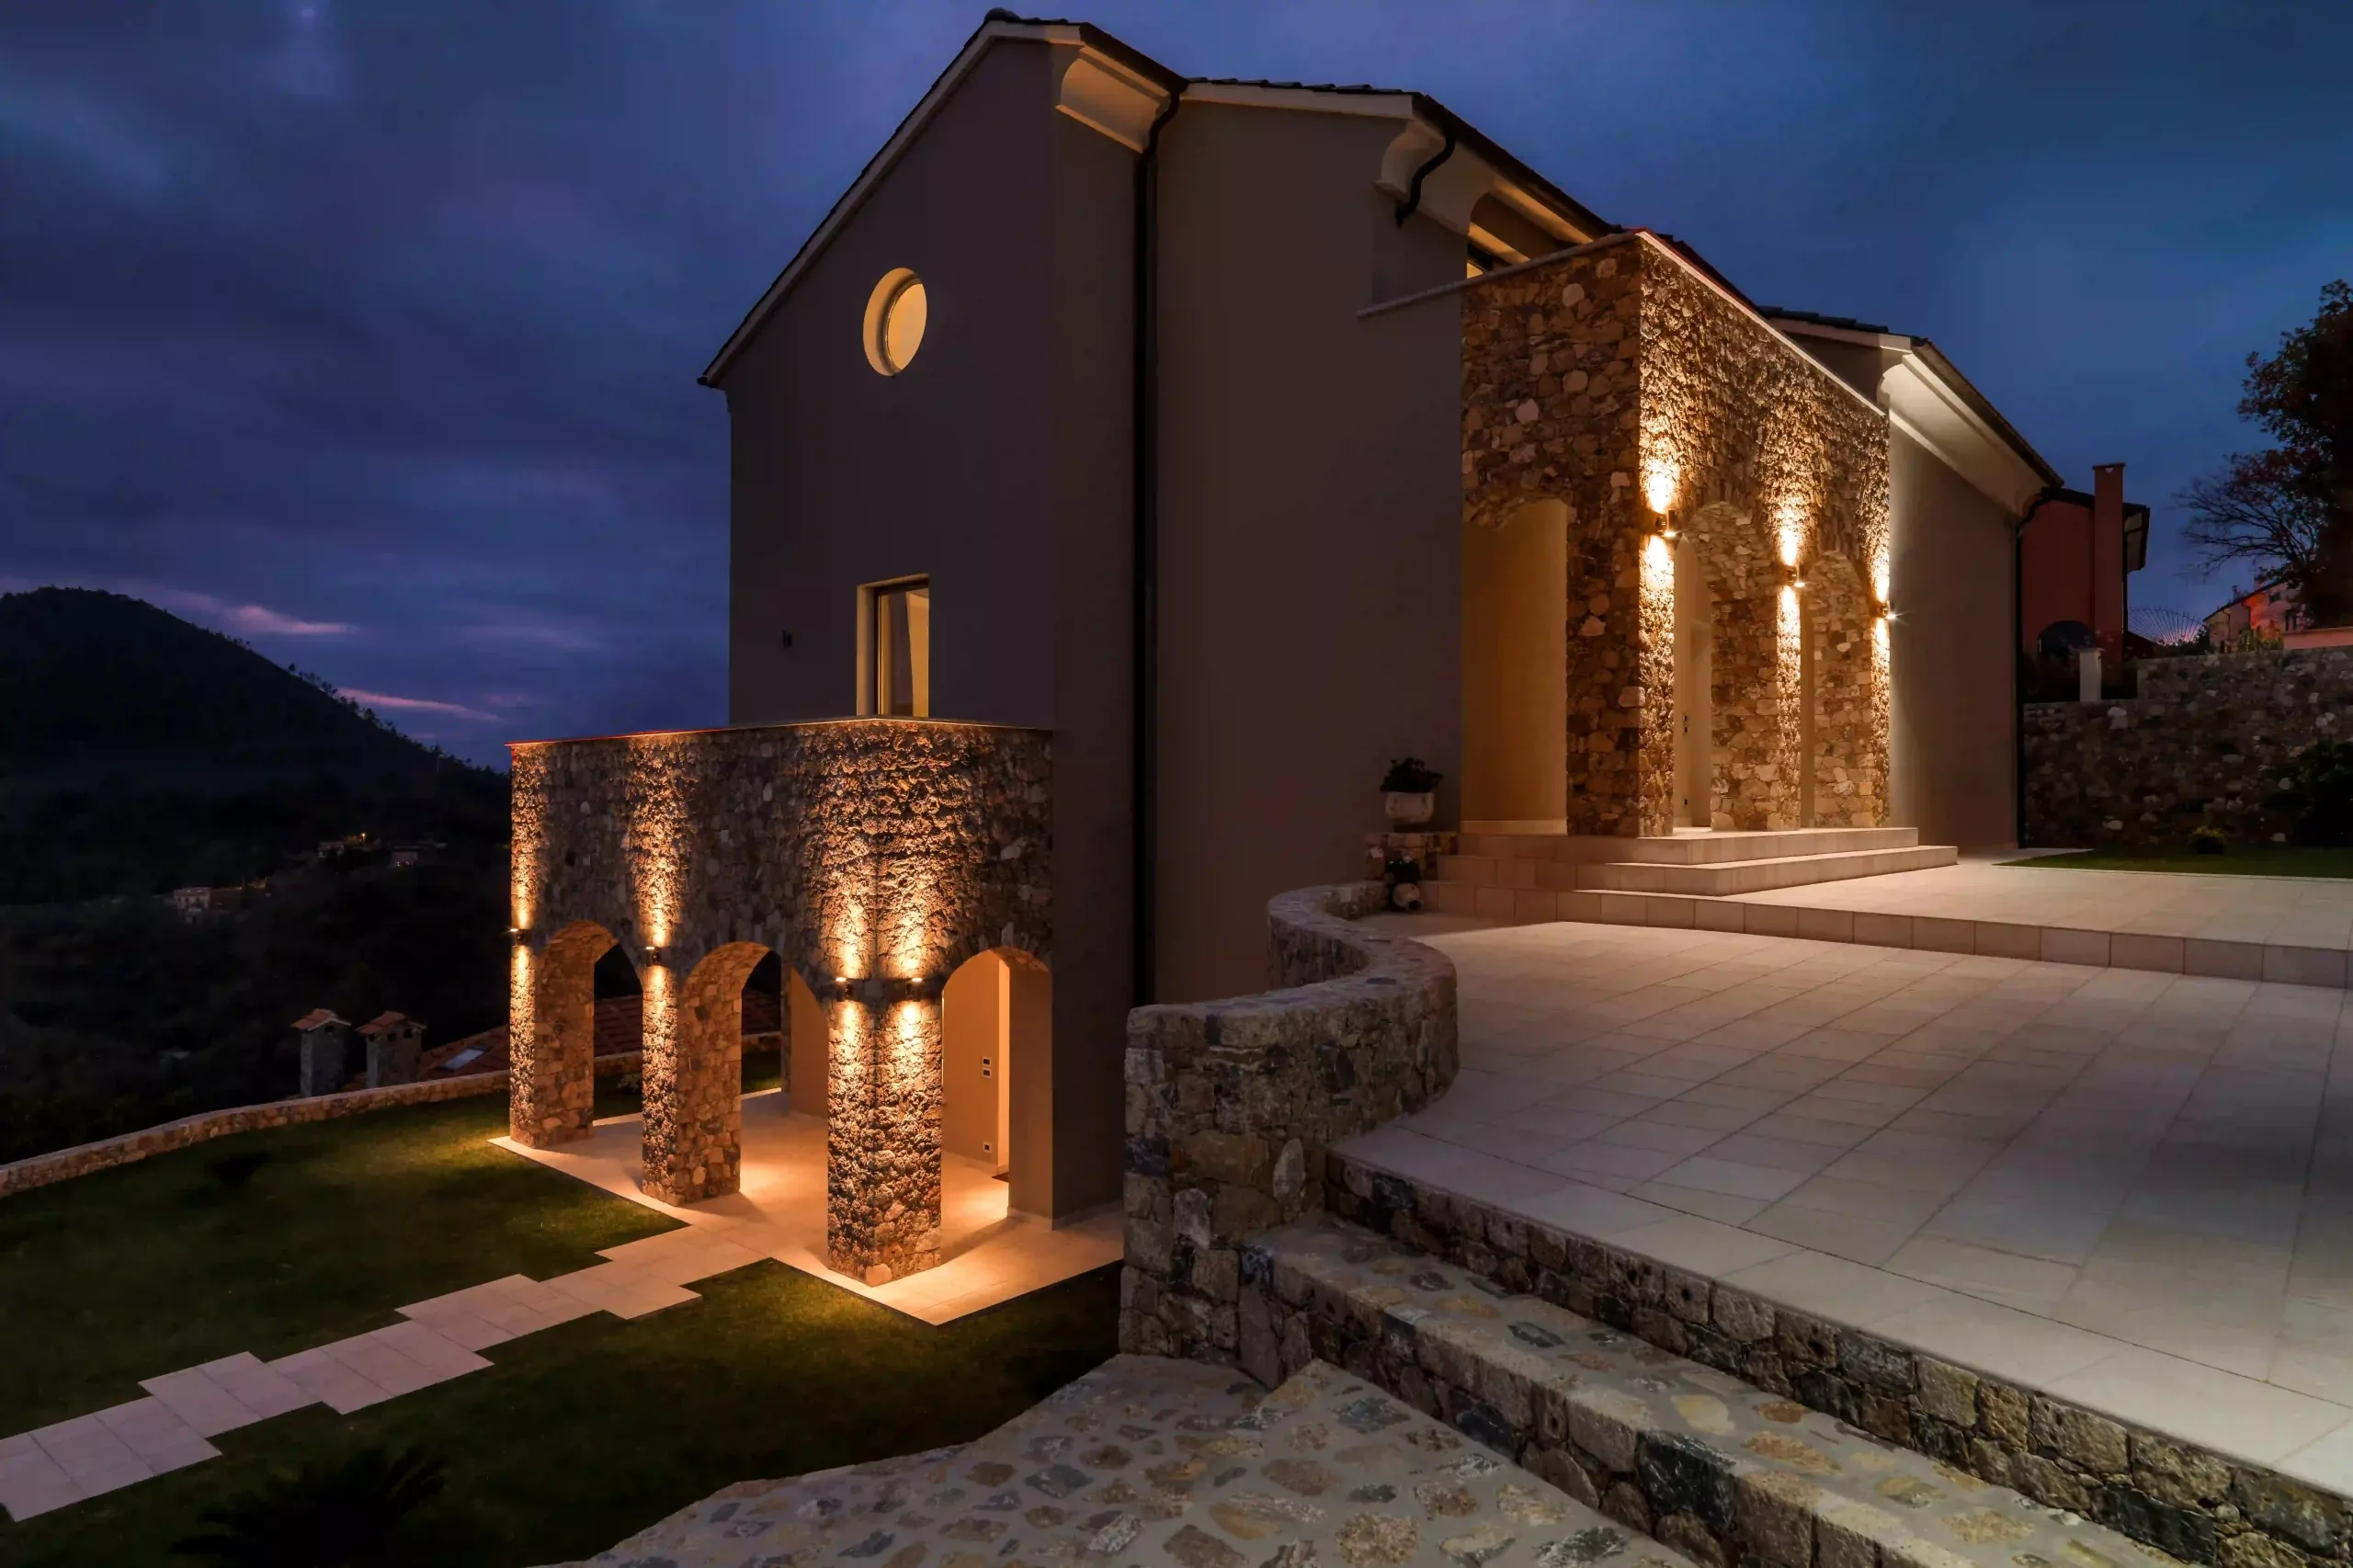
[510,718,1051,1280]
[1461,233,1890,836]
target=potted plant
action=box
[1381,757,1443,826]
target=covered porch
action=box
[504,717,1057,1287]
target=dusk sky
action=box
[4,2,2348,767]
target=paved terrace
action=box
[1345,916,2353,1493]
[1740,855,2353,957]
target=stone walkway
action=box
[1737,855,2353,964]
[554,1355,1703,1568]
[497,1090,1123,1324]
[0,1224,764,1521]
[1340,918,2353,1492]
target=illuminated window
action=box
[859,577,929,716]
[862,268,928,376]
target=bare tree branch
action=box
[2177,452,2326,588]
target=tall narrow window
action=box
[859,577,930,717]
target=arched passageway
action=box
[940,948,1050,1192]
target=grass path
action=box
[3,1260,1118,1567]
[0,1078,1118,1565]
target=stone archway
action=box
[652,942,771,1205]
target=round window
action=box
[863,268,927,376]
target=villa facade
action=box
[506,13,2088,1284]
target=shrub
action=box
[1381,756,1443,793]
[2282,739,2353,846]
[2188,826,2229,856]
[175,1446,447,1567]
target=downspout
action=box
[2013,488,2061,847]
[1394,129,1456,227]
[1132,87,1180,1008]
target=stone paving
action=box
[498,1090,1123,1324]
[1737,856,2353,960]
[1245,1212,2190,1568]
[0,1224,762,1522]
[1336,919,2353,1493]
[556,1354,1702,1568]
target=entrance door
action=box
[1673,536,1713,829]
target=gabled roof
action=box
[290,1008,345,1031]
[1763,307,2063,512]
[699,12,1616,387]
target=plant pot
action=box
[1382,790,1435,826]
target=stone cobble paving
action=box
[559,1354,1702,1568]
[0,1227,751,1522]
[1243,1215,2188,1568]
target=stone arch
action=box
[512,919,620,1150]
[1461,495,1570,829]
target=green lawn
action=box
[0,1079,1119,1567]
[2002,845,2353,879]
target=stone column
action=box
[640,957,745,1205]
[511,933,598,1150]
[824,982,943,1284]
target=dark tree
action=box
[2182,280,2353,625]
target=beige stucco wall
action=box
[1151,102,1467,1004]
[715,39,1134,1218]
[1461,499,1568,826]
[1885,426,2019,848]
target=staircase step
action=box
[1577,845,1959,895]
[1243,1214,2184,1568]
[1457,828,1922,867]
[571,1352,1700,1568]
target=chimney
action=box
[2091,463,2127,680]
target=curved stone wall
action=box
[1119,882,1458,1361]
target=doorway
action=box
[1672,534,1714,830]
[1461,499,1569,832]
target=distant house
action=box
[2018,463,2151,684]
[2204,579,2353,651]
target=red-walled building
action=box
[2018,462,2149,682]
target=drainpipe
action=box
[2013,487,2062,847]
[1133,88,1180,1008]
[1394,129,1456,227]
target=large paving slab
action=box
[494,1088,1122,1325]
[1338,916,2353,1489]
[558,1353,1704,1568]
[1422,856,2353,987]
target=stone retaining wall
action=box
[1118,884,1459,1362]
[2025,647,2353,848]
[0,1054,642,1200]
[1326,1149,2342,1568]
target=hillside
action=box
[0,587,508,903]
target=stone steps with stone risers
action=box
[1241,1213,2199,1568]
[1458,830,1927,867]
[555,1353,1706,1568]
[1574,846,1959,896]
